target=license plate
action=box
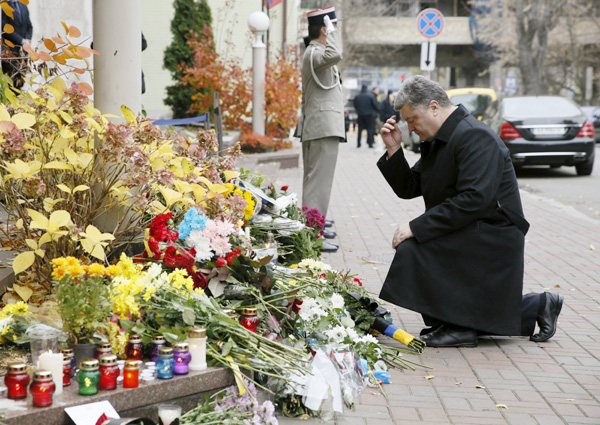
[531,127,565,136]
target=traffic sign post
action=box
[420,42,436,71]
[417,8,443,74]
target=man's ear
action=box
[429,100,440,115]
[321,26,327,37]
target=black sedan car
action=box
[482,96,595,176]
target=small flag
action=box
[264,0,283,9]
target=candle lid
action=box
[124,360,140,370]
[128,334,142,343]
[7,362,27,373]
[99,354,118,366]
[60,347,74,356]
[241,307,258,316]
[158,347,173,357]
[80,358,99,370]
[173,342,189,351]
[32,370,53,381]
[152,335,166,343]
[189,328,206,338]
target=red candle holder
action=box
[125,334,144,360]
[123,360,139,388]
[30,370,56,407]
[62,355,72,386]
[99,354,120,390]
[239,307,260,332]
[4,362,30,399]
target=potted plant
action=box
[51,257,115,365]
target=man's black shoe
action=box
[321,241,338,252]
[530,292,563,342]
[421,325,478,348]
[324,219,334,228]
[357,144,361,148]
[323,230,337,239]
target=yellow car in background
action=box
[446,87,497,120]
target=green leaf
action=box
[182,308,195,326]
[221,339,234,357]
[162,332,179,344]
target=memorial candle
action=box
[123,360,139,388]
[98,354,120,390]
[77,359,100,395]
[62,355,72,386]
[4,362,30,399]
[30,370,56,407]
[125,334,143,360]
[156,347,174,379]
[173,342,190,375]
[188,328,207,371]
[38,350,63,395]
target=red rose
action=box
[187,267,208,290]
[353,278,363,287]
[226,248,242,265]
[215,257,227,268]
[280,185,289,191]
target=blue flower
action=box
[177,208,207,239]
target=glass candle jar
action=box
[30,370,56,407]
[239,307,260,332]
[173,342,191,375]
[149,335,166,362]
[4,362,30,399]
[156,347,174,379]
[60,348,76,377]
[95,342,113,360]
[63,355,72,386]
[188,328,207,371]
[125,334,144,360]
[99,354,120,390]
[77,358,100,395]
[123,360,140,388]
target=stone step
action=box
[1,367,234,425]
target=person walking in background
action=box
[380,89,396,122]
[378,75,563,347]
[354,85,380,148]
[300,6,345,253]
[1,0,32,89]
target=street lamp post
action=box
[248,11,270,136]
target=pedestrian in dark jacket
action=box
[380,90,396,122]
[378,75,563,347]
[353,85,379,148]
[1,0,33,89]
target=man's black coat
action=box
[377,105,528,335]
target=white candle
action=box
[188,328,207,371]
[38,350,63,395]
[158,410,180,425]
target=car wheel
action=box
[576,158,594,176]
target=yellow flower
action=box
[87,263,106,277]
[0,301,30,319]
[52,266,67,280]
[194,288,205,295]
[65,256,80,267]
[105,265,121,277]
[51,257,67,268]
[66,263,85,277]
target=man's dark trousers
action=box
[357,115,376,147]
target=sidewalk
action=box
[239,134,600,425]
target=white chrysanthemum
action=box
[331,293,344,309]
[186,229,213,262]
[358,334,379,345]
[346,327,359,341]
[325,325,347,343]
[298,258,331,274]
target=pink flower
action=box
[210,236,232,257]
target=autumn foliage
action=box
[181,26,301,149]
[182,26,252,130]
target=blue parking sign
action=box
[417,8,444,38]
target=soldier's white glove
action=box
[323,15,335,34]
